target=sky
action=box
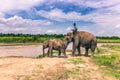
[0,0,120,36]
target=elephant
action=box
[65,30,97,57]
[42,39,67,58]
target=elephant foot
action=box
[58,55,61,58]
[84,54,89,57]
[71,54,75,57]
[50,54,53,57]
[47,55,48,57]
[78,54,82,56]
[64,56,68,58]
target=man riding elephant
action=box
[65,23,98,57]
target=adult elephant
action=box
[42,39,67,58]
[65,30,97,57]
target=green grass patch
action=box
[102,45,120,51]
[37,51,59,58]
[97,39,120,43]
[93,54,120,79]
[37,54,45,58]
[95,54,120,68]
[107,70,120,79]
[67,58,84,65]
[93,44,120,79]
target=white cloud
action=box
[66,27,72,32]
[47,30,57,34]
[0,0,46,12]
[115,24,120,29]
[37,9,66,21]
[37,8,120,28]
[37,8,83,21]
[60,0,120,8]
[0,0,120,36]
[0,15,52,34]
[36,6,120,36]
[47,29,66,34]
[0,12,4,18]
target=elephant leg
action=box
[63,49,67,58]
[47,49,50,57]
[77,45,81,56]
[90,46,95,57]
[84,48,89,56]
[49,47,53,57]
[72,45,77,56]
[72,41,79,56]
[58,50,61,57]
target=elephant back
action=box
[50,39,63,47]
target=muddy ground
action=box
[0,53,118,80]
[0,43,119,80]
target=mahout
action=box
[65,23,98,57]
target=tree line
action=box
[0,33,65,43]
[0,33,120,43]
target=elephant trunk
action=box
[43,46,45,57]
[64,41,68,49]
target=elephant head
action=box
[64,32,74,44]
[42,40,49,56]
[65,23,78,44]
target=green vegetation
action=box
[97,39,120,43]
[93,45,120,79]
[102,45,120,51]
[97,36,120,43]
[37,54,45,58]
[0,33,64,43]
[0,33,120,43]
[37,51,59,58]
[67,58,84,65]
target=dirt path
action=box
[0,52,118,80]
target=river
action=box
[0,43,119,57]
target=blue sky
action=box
[0,0,120,36]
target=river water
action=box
[0,43,119,57]
[0,43,73,57]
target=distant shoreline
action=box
[0,42,120,46]
[0,43,42,46]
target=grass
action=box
[97,39,120,43]
[37,51,59,58]
[67,58,84,65]
[93,55,120,79]
[93,45,120,79]
[93,54,120,68]
[102,45,120,51]
[37,54,45,58]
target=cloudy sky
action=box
[0,0,120,36]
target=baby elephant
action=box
[43,39,67,58]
